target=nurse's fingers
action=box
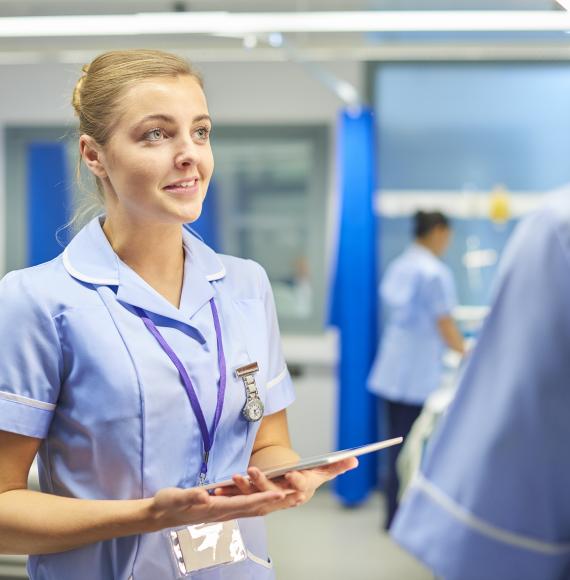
[213,473,258,496]
[232,474,256,495]
[310,457,359,481]
[247,467,275,491]
[214,476,295,496]
[282,457,359,494]
[283,470,308,491]
[208,489,290,520]
[153,486,211,512]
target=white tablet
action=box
[201,436,403,491]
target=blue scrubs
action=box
[0,217,295,580]
[368,244,457,404]
[391,192,570,580]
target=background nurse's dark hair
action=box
[413,210,450,238]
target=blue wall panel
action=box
[27,142,70,266]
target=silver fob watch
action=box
[235,362,264,422]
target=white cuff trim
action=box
[266,367,288,390]
[0,391,56,411]
[414,472,570,556]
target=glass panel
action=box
[211,127,327,332]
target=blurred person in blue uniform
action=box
[391,192,570,580]
[0,49,356,580]
[368,211,465,529]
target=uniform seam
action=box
[249,259,266,301]
[94,289,146,579]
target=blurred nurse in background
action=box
[368,210,465,530]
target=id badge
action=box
[168,519,247,577]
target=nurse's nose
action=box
[173,138,198,169]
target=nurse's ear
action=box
[79,134,108,179]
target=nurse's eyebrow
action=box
[193,114,212,125]
[134,113,212,127]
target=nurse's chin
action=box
[162,199,205,224]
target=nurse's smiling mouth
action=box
[163,177,200,195]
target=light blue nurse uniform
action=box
[0,216,295,580]
[391,192,570,580]
[367,244,457,404]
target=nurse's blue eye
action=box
[194,126,210,142]
[144,128,166,142]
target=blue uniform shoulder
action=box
[502,191,570,267]
[0,254,93,316]
[539,190,570,241]
[397,246,448,282]
[216,254,270,301]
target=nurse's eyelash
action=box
[194,126,211,142]
[143,127,168,142]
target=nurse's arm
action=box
[0,430,286,555]
[0,429,157,555]
[437,315,465,354]
[248,409,300,470]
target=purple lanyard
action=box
[135,299,227,484]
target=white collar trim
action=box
[62,247,120,286]
[63,218,227,286]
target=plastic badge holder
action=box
[168,520,247,578]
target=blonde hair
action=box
[70,49,203,228]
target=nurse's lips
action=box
[163,177,199,194]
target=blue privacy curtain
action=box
[27,142,70,266]
[330,107,379,505]
[190,178,220,251]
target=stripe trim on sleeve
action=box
[266,367,288,390]
[413,472,570,555]
[246,551,273,569]
[0,391,56,411]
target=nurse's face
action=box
[434,226,452,256]
[95,75,214,225]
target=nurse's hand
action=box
[214,457,358,511]
[147,486,289,530]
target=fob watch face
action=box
[243,398,264,422]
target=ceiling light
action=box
[3,11,570,38]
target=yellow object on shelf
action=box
[489,185,511,224]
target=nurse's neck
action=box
[102,214,185,309]
[416,236,444,257]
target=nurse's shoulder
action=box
[410,244,453,296]
[184,226,272,302]
[382,244,444,304]
[0,253,92,320]
[218,255,271,298]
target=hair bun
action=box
[71,64,89,116]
